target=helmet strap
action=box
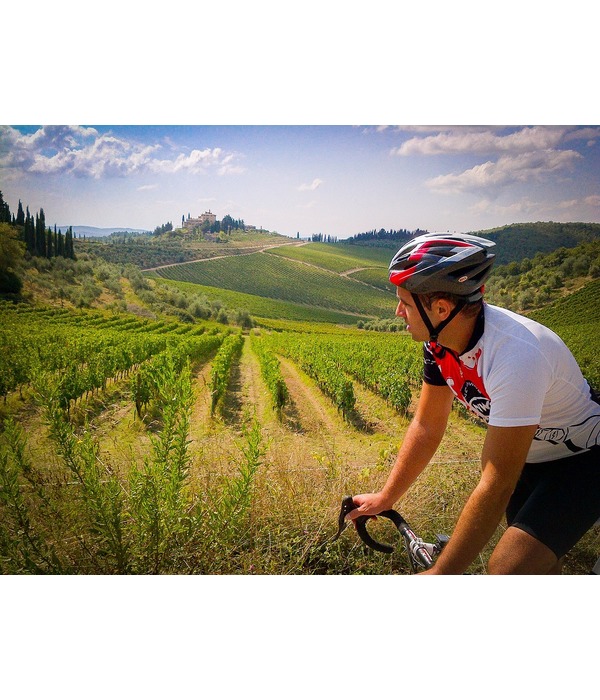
[412,293,466,343]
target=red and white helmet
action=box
[389,233,496,302]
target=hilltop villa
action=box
[184,210,217,230]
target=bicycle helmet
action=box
[389,232,496,301]
[389,233,496,341]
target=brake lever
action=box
[331,495,358,542]
[333,495,406,554]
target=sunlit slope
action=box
[529,278,600,328]
[146,249,396,319]
[529,279,600,389]
[267,242,394,272]
[268,242,393,292]
[153,278,378,324]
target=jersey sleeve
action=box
[423,343,447,386]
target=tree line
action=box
[310,233,339,243]
[0,192,75,260]
[153,222,173,236]
[0,191,76,294]
[344,227,427,245]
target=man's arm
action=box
[348,382,454,519]
[424,423,538,575]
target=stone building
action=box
[184,210,217,230]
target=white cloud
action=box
[0,126,242,179]
[298,178,323,191]
[556,194,600,210]
[426,149,582,195]
[391,126,568,157]
[469,196,543,220]
[563,126,600,142]
[23,125,98,150]
[217,153,246,176]
[149,147,227,175]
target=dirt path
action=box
[142,241,307,272]
[277,356,340,436]
[181,338,409,491]
[340,266,378,276]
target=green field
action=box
[146,247,396,319]
[267,242,393,272]
[154,278,378,324]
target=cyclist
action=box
[347,233,600,574]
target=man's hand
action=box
[344,492,394,521]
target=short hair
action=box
[418,291,483,319]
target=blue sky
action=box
[2,124,599,238]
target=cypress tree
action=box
[65,226,74,258]
[47,226,54,257]
[35,211,45,257]
[0,191,11,223]
[24,209,34,254]
[16,200,25,226]
[34,213,40,256]
[56,229,64,257]
[39,209,46,257]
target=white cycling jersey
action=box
[423,303,600,463]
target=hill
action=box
[528,279,600,390]
[472,221,600,265]
[145,233,600,326]
[145,240,396,323]
[71,226,600,326]
[76,227,289,268]
[485,238,600,313]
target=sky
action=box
[2,124,599,239]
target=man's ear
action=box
[435,298,455,320]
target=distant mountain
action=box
[58,226,151,238]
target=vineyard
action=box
[3,229,600,576]
[146,249,395,319]
[0,300,490,575]
[2,292,599,575]
[265,242,393,273]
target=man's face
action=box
[395,287,431,342]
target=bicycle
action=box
[336,496,600,574]
[333,495,450,572]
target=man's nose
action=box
[395,301,406,318]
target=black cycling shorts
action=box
[506,447,600,559]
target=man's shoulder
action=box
[482,304,570,369]
[484,303,530,326]
[483,304,553,342]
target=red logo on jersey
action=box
[429,342,491,420]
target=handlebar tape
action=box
[341,496,409,554]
